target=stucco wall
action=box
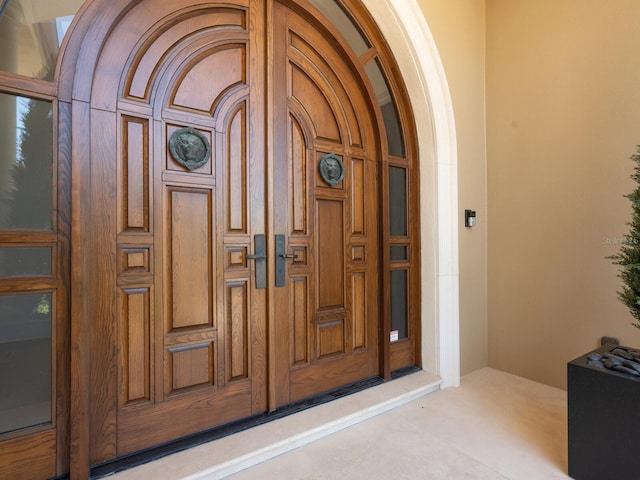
[486,0,640,389]
[418,0,488,376]
[418,0,640,389]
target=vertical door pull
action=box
[275,234,286,287]
[275,234,299,287]
[247,234,266,289]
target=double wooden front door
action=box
[87,0,380,457]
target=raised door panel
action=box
[119,287,151,405]
[172,46,246,114]
[165,187,213,332]
[225,280,249,381]
[316,199,344,310]
[163,186,216,396]
[119,116,150,233]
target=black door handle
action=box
[275,234,288,287]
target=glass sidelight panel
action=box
[0,292,52,434]
[0,247,52,277]
[390,245,407,262]
[0,0,82,80]
[0,92,52,230]
[390,269,407,341]
[389,166,407,237]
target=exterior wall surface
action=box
[486,0,640,389]
[418,0,488,376]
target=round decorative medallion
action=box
[318,153,345,187]
[169,127,211,171]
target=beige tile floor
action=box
[110,368,570,479]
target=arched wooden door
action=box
[271,2,379,406]
[81,0,381,460]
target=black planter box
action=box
[568,345,640,479]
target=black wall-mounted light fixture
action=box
[465,209,476,227]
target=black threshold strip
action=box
[79,367,419,479]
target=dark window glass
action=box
[0,292,52,434]
[389,166,407,237]
[0,92,52,230]
[390,269,407,340]
[364,59,405,158]
[390,245,407,262]
[0,247,52,277]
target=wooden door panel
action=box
[351,158,365,234]
[351,272,367,350]
[165,186,213,331]
[120,116,151,233]
[290,65,341,143]
[289,116,308,235]
[317,199,344,309]
[119,286,151,405]
[86,0,267,459]
[274,1,379,405]
[288,32,362,149]
[317,319,346,357]
[172,46,246,114]
[289,350,374,399]
[126,9,245,101]
[117,379,252,456]
[167,343,214,392]
[225,279,249,381]
[225,104,248,234]
[291,275,310,365]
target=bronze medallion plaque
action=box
[169,127,211,171]
[318,153,345,186]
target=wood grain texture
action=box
[0,429,56,479]
[0,0,421,477]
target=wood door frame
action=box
[58,0,422,477]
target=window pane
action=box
[0,0,82,80]
[364,59,405,157]
[0,92,52,230]
[390,245,407,262]
[0,247,52,277]
[0,293,52,434]
[390,269,407,341]
[306,0,370,56]
[389,166,407,237]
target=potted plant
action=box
[567,146,640,479]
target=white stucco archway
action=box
[364,0,460,388]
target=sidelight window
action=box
[0,293,53,433]
[0,92,55,434]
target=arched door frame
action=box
[57,0,460,474]
[364,0,460,388]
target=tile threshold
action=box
[108,370,441,480]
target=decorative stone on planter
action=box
[568,345,640,479]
